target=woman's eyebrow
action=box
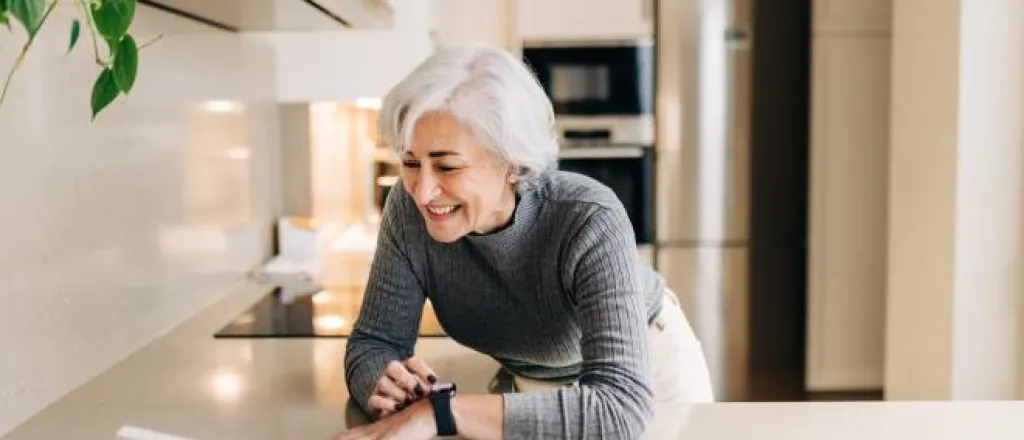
[427,151,461,158]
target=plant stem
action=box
[78,0,105,66]
[0,0,63,110]
[0,49,29,107]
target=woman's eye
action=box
[402,161,420,169]
[438,165,461,173]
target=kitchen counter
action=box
[4,280,1023,440]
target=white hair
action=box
[378,44,558,183]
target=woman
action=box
[334,44,713,440]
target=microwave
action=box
[523,40,654,117]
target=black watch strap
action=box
[430,383,457,436]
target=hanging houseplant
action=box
[0,0,160,120]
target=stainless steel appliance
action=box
[524,40,657,250]
[655,0,752,402]
[522,41,654,117]
[656,0,812,402]
[558,146,655,245]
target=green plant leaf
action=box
[8,0,44,37]
[0,1,9,31]
[112,34,136,93]
[105,35,118,57]
[68,19,80,52]
[91,67,119,119]
[91,0,135,40]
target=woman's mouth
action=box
[425,204,462,219]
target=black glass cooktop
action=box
[215,287,447,338]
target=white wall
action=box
[950,0,1023,399]
[885,0,1024,400]
[0,7,281,436]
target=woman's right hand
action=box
[368,357,438,419]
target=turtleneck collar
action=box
[463,181,544,255]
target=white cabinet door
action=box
[429,0,513,49]
[814,0,892,33]
[806,36,890,391]
[517,0,654,42]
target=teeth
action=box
[427,205,457,215]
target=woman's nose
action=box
[414,170,440,203]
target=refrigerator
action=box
[655,0,812,401]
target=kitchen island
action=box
[4,281,1022,440]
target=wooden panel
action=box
[814,0,892,34]
[806,36,891,391]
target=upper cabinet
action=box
[429,0,515,50]
[806,36,891,392]
[517,0,654,42]
[814,0,892,33]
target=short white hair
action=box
[378,44,558,183]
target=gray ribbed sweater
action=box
[344,171,663,439]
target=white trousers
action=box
[512,290,716,404]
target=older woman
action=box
[334,44,713,440]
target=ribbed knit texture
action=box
[344,171,663,439]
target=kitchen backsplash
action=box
[0,8,280,436]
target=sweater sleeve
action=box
[343,188,426,415]
[502,205,655,439]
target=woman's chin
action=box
[426,225,466,243]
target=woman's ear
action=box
[507,166,520,183]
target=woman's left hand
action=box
[327,400,436,440]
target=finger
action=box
[385,360,426,399]
[375,405,394,421]
[370,402,394,421]
[375,388,413,414]
[399,361,430,398]
[374,375,409,403]
[403,356,438,386]
[368,394,400,416]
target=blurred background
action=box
[1,0,1022,436]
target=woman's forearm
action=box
[451,394,505,440]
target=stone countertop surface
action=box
[4,280,1024,440]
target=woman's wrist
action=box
[412,399,439,438]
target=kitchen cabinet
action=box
[517,0,653,42]
[806,35,890,391]
[814,0,892,34]
[428,0,516,50]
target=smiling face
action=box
[400,112,517,243]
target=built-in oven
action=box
[522,40,654,117]
[526,39,656,207]
[524,40,657,248]
[558,146,655,245]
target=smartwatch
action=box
[429,382,458,437]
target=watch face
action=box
[430,382,457,398]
